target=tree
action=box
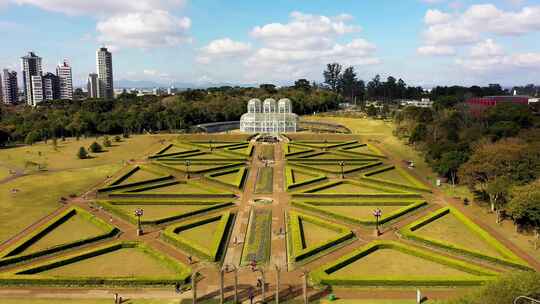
[323,63,342,93]
[77,147,88,159]
[25,131,40,145]
[259,84,277,94]
[339,66,364,103]
[89,141,102,153]
[507,179,540,249]
[294,79,311,91]
[436,151,468,186]
[102,136,112,147]
[440,272,540,304]
[366,105,378,117]
[114,135,121,142]
[486,176,511,223]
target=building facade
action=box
[466,96,529,115]
[56,60,73,100]
[21,51,43,106]
[87,73,98,99]
[43,72,60,101]
[2,69,18,104]
[240,98,298,133]
[96,47,114,100]
[30,75,44,104]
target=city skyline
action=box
[0,0,539,87]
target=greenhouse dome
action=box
[240,98,298,133]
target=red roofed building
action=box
[466,96,529,115]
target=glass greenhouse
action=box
[240,98,298,133]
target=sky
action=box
[0,0,539,88]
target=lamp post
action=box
[192,271,200,304]
[373,208,382,236]
[185,160,191,179]
[257,267,266,304]
[301,270,309,304]
[134,208,144,236]
[275,265,281,304]
[339,161,345,179]
[209,139,214,152]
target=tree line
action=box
[0,85,341,146]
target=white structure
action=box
[240,98,298,133]
[30,75,44,104]
[87,73,98,99]
[56,60,73,100]
[21,51,43,106]
[400,98,433,108]
[96,47,114,99]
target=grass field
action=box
[20,213,107,255]
[138,182,213,194]
[330,248,475,278]
[175,220,221,249]
[115,204,210,221]
[413,213,504,258]
[315,183,390,194]
[0,135,173,172]
[40,248,177,277]
[300,219,341,248]
[318,205,406,220]
[255,167,273,194]
[0,164,121,244]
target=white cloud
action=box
[240,12,378,82]
[96,10,191,49]
[197,38,251,63]
[11,0,186,16]
[417,45,455,56]
[419,4,540,56]
[456,39,540,72]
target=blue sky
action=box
[1,0,539,87]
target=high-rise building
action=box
[2,69,18,104]
[96,47,114,99]
[31,75,44,104]
[87,73,98,99]
[43,72,60,101]
[56,59,73,100]
[21,51,43,106]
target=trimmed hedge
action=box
[360,165,431,193]
[155,161,245,174]
[291,140,358,150]
[300,179,410,195]
[338,143,386,158]
[291,200,428,226]
[98,165,174,193]
[400,207,532,270]
[0,241,191,286]
[98,201,235,225]
[107,179,237,199]
[287,211,354,263]
[204,167,248,189]
[288,161,383,175]
[161,212,233,262]
[310,240,498,287]
[285,166,326,191]
[0,207,119,267]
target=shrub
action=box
[77,147,88,159]
[89,142,102,153]
[102,136,112,147]
[123,133,130,139]
[114,135,121,142]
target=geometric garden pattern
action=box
[0,134,532,293]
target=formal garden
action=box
[0,131,536,303]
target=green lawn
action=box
[241,209,272,265]
[139,182,213,194]
[0,164,121,244]
[175,220,221,249]
[318,205,406,220]
[330,248,475,278]
[255,167,273,194]
[118,168,163,185]
[21,213,107,255]
[0,135,173,172]
[413,212,504,258]
[316,182,389,194]
[300,219,341,248]
[115,204,211,221]
[369,168,414,186]
[40,248,177,277]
